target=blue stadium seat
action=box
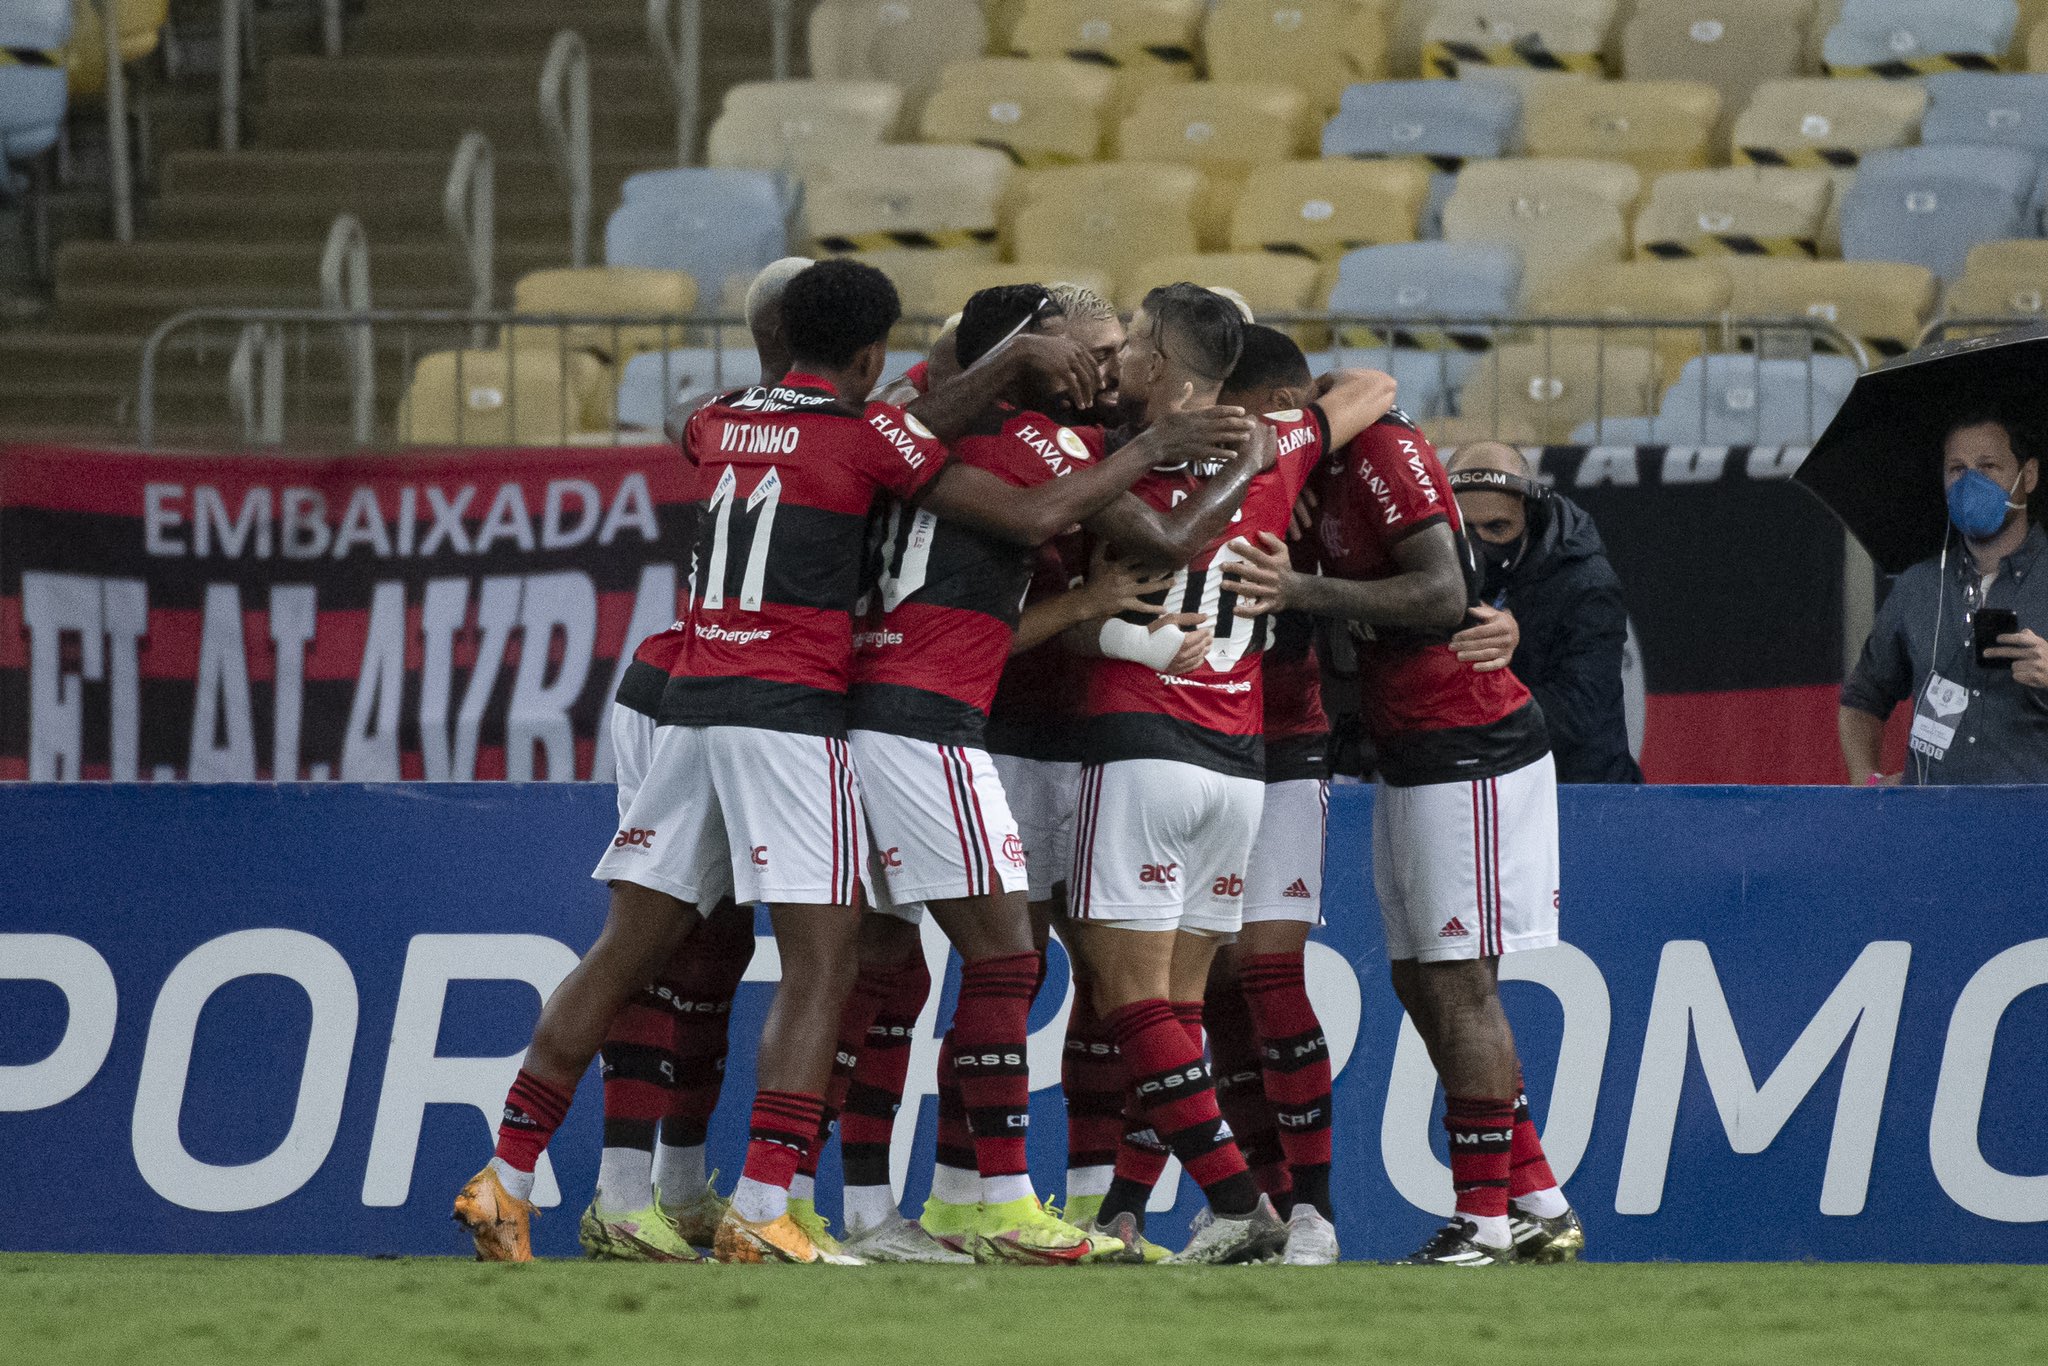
[0,0,72,168]
[1323,81,1522,235]
[1840,145,2039,282]
[605,170,792,312]
[1567,416,1660,445]
[1328,243,1522,351]
[1821,0,2018,74]
[1654,355,1861,446]
[1922,73,2048,155]
[1307,344,1476,420]
[614,347,763,430]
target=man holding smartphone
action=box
[1841,413,2048,785]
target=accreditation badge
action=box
[1908,672,1969,761]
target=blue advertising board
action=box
[2,783,2043,1260]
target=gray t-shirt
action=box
[1842,524,2048,784]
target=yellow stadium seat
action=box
[1010,0,1205,109]
[1633,167,1835,261]
[2030,18,2048,70]
[64,0,169,99]
[505,268,699,365]
[1203,0,1393,116]
[1523,258,1735,371]
[1718,258,1937,358]
[1121,251,1327,345]
[986,0,1029,49]
[1118,83,1316,245]
[706,81,903,172]
[837,247,1002,332]
[1620,0,1810,152]
[1451,156,1643,213]
[1946,240,2048,320]
[927,258,1118,313]
[1732,78,1926,170]
[1003,159,1204,248]
[805,144,1012,252]
[1523,80,1722,178]
[401,349,614,447]
[1421,0,1619,79]
[1228,159,1431,260]
[1439,181,1629,303]
[1013,182,1202,286]
[1422,414,1523,447]
[808,0,991,128]
[920,58,1114,166]
[1454,338,1659,444]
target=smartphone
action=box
[1974,608,2019,669]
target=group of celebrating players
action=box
[452,252,1584,1269]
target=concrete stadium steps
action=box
[349,5,664,60]
[157,149,662,213]
[147,193,582,246]
[251,99,678,157]
[259,54,672,108]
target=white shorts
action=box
[850,730,1029,904]
[593,724,865,907]
[610,702,657,821]
[991,754,1082,901]
[1371,752,1560,963]
[1243,778,1329,926]
[1069,758,1265,936]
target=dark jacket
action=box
[1489,493,1644,784]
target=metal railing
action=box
[134,311,1872,454]
[1915,315,2042,349]
[218,0,253,152]
[540,31,593,269]
[94,0,134,242]
[647,0,703,165]
[321,0,343,57]
[320,213,375,446]
[443,133,496,335]
[770,0,798,80]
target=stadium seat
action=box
[1118,251,1325,336]
[808,0,991,128]
[1566,415,1661,444]
[1634,167,1835,260]
[1315,342,1478,419]
[1821,0,2017,77]
[1202,0,1392,116]
[1228,158,1431,260]
[840,246,999,326]
[0,0,71,165]
[1945,237,2048,318]
[1732,77,1927,169]
[805,144,1010,253]
[919,58,1113,166]
[2031,18,2048,71]
[1619,0,1810,152]
[1420,0,1618,80]
[1117,82,1315,243]
[1321,77,1522,166]
[1454,338,1659,444]
[615,347,763,430]
[1453,156,1643,212]
[401,348,614,447]
[1522,80,1722,178]
[1003,158,1203,247]
[1653,353,1861,445]
[1013,179,1202,285]
[927,257,1118,313]
[705,80,903,172]
[63,0,166,100]
[506,268,699,365]
[1009,0,1204,109]
[1839,145,2038,282]
[1523,257,1734,371]
[1718,257,1938,357]
[1327,240,1523,349]
[1921,72,2048,154]
[605,170,790,317]
[1439,180,1629,303]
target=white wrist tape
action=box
[1098,617,1185,670]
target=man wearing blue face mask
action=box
[1841,413,2048,785]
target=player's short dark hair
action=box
[956,284,1061,368]
[1141,282,1244,383]
[1222,324,1311,399]
[781,258,901,369]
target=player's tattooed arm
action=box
[904,333,1098,441]
[1082,417,1278,570]
[921,406,1252,546]
[1311,368,1400,449]
[1223,524,1467,634]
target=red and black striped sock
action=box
[1062,991,1125,1188]
[1206,970,1292,1212]
[1509,1068,1562,1200]
[934,1031,977,1184]
[839,953,932,1189]
[1444,1095,1516,1221]
[741,1089,825,1193]
[1241,953,1334,1219]
[493,1068,574,1173]
[1106,995,1208,1204]
[657,914,754,1151]
[600,992,678,1155]
[1106,999,1257,1217]
[952,952,1040,1185]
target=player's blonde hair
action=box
[1046,281,1117,323]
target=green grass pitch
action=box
[5,1256,2044,1365]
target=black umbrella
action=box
[1795,321,2048,575]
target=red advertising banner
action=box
[0,445,688,782]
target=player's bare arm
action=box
[1084,418,1279,570]
[1312,368,1400,449]
[1010,551,1174,655]
[1451,604,1519,672]
[920,406,1252,547]
[1225,523,1467,634]
[904,332,1098,441]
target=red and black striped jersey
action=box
[616,623,688,719]
[659,373,950,736]
[1262,608,1329,782]
[985,536,1088,761]
[1307,411,1547,785]
[851,411,1106,744]
[1082,407,1327,779]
